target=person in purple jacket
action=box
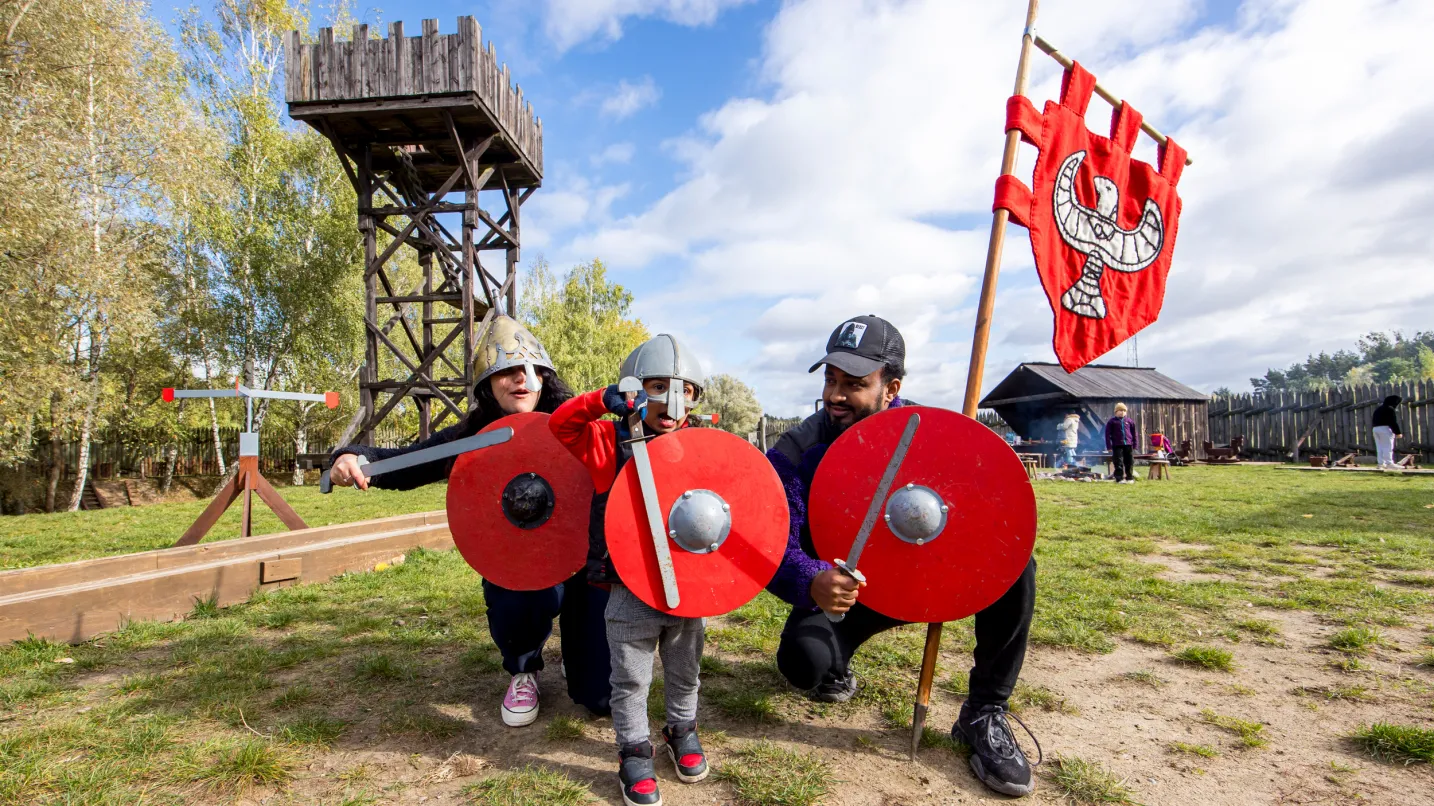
[764,316,1040,798]
[1104,402,1138,483]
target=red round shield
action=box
[809,407,1036,624]
[447,411,593,590]
[605,428,789,617]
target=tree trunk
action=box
[209,397,226,475]
[160,400,182,494]
[67,325,103,512]
[292,422,308,486]
[46,390,62,512]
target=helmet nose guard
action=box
[620,334,705,421]
[475,316,554,393]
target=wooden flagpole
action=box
[909,0,1042,761]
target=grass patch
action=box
[1233,618,1280,636]
[277,715,348,747]
[1169,741,1219,758]
[1329,626,1383,655]
[1048,755,1136,803]
[174,738,294,791]
[465,764,593,805]
[353,652,413,682]
[1121,670,1166,688]
[1200,709,1267,748]
[1173,645,1234,672]
[1414,651,1434,669]
[709,685,779,722]
[1350,723,1434,765]
[716,740,832,806]
[1011,682,1078,715]
[1292,684,1373,702]
[544,715,586,742]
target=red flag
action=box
[994,63,1187,372]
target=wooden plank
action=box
[0,522,455,645]
[450,27,463,94]
[393,21,409,96]
[260,558,302,583]
[0,513,444,597]
[284,30,299,101]
[317,27,333,100]
[423,19,439,94]
[352,24,368,99]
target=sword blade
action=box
[320,427,514,493]
[629,425,681,609]
[843,411,921,570]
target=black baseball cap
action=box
[808,315,905,377]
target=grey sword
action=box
[620,376,681,609]
[826,411,921,622]
[319,427,514,493]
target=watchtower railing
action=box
[284,17,542,176]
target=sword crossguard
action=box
[824,559,866,623]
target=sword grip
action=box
[823,559,865,623]
[320,456,368,494]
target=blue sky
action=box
[158,0,1434,416]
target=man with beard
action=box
[763,315,1041,798]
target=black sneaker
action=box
[953,702,1042,797]
[805,668,858,703]
[618,741,662,806]
[662,720,709,783]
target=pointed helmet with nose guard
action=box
[620,334,705,421]
[475,316,554,394]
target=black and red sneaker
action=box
[618,740,662,806]
[662,721,709,783]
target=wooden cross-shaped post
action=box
[162,384,339,547]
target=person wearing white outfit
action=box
[1371,395,1402,468]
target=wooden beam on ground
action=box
[0,512,452,645]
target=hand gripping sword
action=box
[319,427,515,493]
[620,376,682,609]
[825,411,920,622]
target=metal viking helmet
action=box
[620,334,705,420]
[475,316,555,393]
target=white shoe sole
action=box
[666,744,709,783]
[501,703,539,727]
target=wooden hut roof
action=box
[981,363,1208,407]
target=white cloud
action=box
[592,141,637,166]
[554,0,1434,414]
[544,0,753,51]
[600,76,661,119]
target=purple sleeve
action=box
[765,448,831,610]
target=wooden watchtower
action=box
[284,17,541,444]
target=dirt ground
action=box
[248,600,1434,805]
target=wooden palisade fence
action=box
[1209,380,1433,463]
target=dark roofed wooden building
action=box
[980,363,1209,455]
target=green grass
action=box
[1200,709,1268,749]
[1048,755,1136,803]
[1121,670,1166,688]
[1351,723,1434,765]
[1169,741,1219,758]
[544,715,586,742]
[715,740,832,806]
[1329,626,1383,654]
[1173,645,1235,671]
[465,765,593,805]
[277,715,348,747]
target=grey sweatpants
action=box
[605,584,705,746]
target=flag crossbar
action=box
[1032,34,1195,166]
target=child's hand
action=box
[603,384,647,417]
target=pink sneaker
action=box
[501,672,539,727]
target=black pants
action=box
[482,570,613,715]
[776,558,1037,708]
[1111,445,1135,480]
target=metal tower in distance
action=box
[284,17,542,445]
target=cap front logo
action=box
[836,321,867,349]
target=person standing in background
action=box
[1372,395,1403,469]
[1104,403,1138,483]
[1056,413,1081,468]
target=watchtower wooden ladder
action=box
[284,16,543,445]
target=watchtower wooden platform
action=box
[284,16,542,445]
